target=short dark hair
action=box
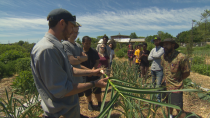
[143,42,147,47]
[47,16,68,28]
[103,35,109,40]
[82,36,91,42]
[109,39,116,50]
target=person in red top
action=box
[127,44,134,67]
[94,44,110,109]
[98,44,110,69]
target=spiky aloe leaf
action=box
[20,100,40,118]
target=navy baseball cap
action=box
[47,8,81,27]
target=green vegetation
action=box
[98,60,200,118]
[0,89,41,118]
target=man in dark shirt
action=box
[81,36,101,111]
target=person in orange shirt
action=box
[134,44,141,75]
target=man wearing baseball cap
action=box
[160,38,190,118]
[31,8,108,118]
[148,37,164,102]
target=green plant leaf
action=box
[97,92,120,118]
[100,82,110,112]
[123,93,181,110]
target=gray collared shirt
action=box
[148,46,164,71]
[62,41,83,83]
[31,32,80,118]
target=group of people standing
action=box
[127,37,191,118]
[127,42,150,81]
[63,33,115,112]
[31,8,191,118]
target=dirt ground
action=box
[0,58,210,118]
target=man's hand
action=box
[94,77,109,88]
[81,52,87,57]
[92,68,103,76]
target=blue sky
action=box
[0,0,210,44]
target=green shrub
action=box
[4,61,16,77]
[16,58,31,74]
[0,44,27,54]
[12,71,35,94]
[146,42,155,51]
[191,56,205,65]
[121,47,128,53]
[124,54,128,59]
[191,64,210,76]
[0,61,16,78]
[115,49,125,58]
[0,50,24,63]
[0,61,5,77]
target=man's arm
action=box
[72,67,102,77]
[64,77,108,97]
[68,55,87,65]
[180,56,191,80]
[81,65,91,70]
[148,49,154,61]
[152,48,164,58]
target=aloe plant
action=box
[98,60,201,118]
[0,89,41,118]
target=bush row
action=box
[190,56,210,76]
[0,58,31,78]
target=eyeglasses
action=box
[100,47,106,49]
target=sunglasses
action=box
[100,47,106,49]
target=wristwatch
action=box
[91,81,95,87]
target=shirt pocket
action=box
[170,62,179,73]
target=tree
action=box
[138,36,145,38]
[176,31,190,43]
[201,9,210,42]
[90,37,99,49]
[130,32,138,39]
[18,40,24,46]
[157,31,173,41]
[76,38,82,45]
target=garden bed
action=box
[1,59,210,117]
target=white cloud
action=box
[0,17,48,31]
[77,7,209,32]
[0,6,209,34]
[58,4,62,8]
[170,0,210,3]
